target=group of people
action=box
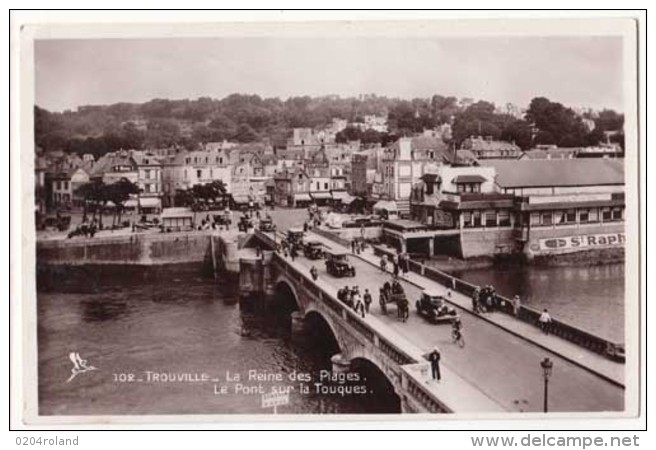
[337,285,373,318]
[67,218,98,239]
[379,276,409,320]
[379,253,410,277]
[471,285,499,313]
[280,238,300,260]
[350,238,366,254]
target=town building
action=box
[461,136,523,160]
[160,150,232,207]
[381,136,450,216]
[273,166,312,208]
[398,159,625,261]
[350,153,368,196]
[131,151,163,213]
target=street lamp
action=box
[540,357,554,413]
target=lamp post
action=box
[540,357,554,413]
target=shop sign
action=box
[538,233,625,251]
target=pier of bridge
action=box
[237,229,625,415]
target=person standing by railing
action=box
[512,295,522,317]
[539,309,552,335]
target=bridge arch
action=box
[303,309,342,354]
[349,356,402,413]
[272,278,301,313]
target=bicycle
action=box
[451,328,465,348]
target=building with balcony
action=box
[400,159,625,260]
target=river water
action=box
[37,266,399,416]
[449,263,625,343]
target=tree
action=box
[75,179,108,227]
[525,97,589,147]
[105,178,140,228]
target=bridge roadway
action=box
[268,231,624,413]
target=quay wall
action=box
[459,228,516,259]
[524,222,625,259]
[36,231,241,273]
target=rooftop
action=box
[483,159,625,188]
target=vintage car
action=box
[324,250,356,278]
[40,214,72,232]
[213,210,232,226]
[415,288,458,324]
[237,214,254,232]
[303,240,324,260]
[258,216,276,232]
[287,227,305,246]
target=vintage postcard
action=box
[10,12,644,429]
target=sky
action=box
[34,36,624,112]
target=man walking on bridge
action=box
[428,347,441,382]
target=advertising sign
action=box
[538,233,625,251]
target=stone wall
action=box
[37,231,240,272]
[459,228,517,259]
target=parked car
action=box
[324,250,356,277]
[303,240,324,260]
[415,288,458,324]
[258,217,276,232]
[287,227,305,246]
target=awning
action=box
[232,195,251,204]
[310,192,332,200]
[139,197,161,208]
[373,200,398,211]
[332,191,356,204]
[294,193,312,202]
[124,199,138,208]
[453,174,487,184]
[161,207,194,219]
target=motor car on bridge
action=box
[416,288,458,324]
[303,240,324,260]
[287,227,305,246]
[258,216,276,232]
[324,250,356,278]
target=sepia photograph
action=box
[11,13,643,428]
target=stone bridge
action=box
[237,229,625,414]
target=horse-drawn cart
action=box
[379,280,409,322]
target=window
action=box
[324,182,329,190]
[589,208,599,222]
[498,210,511,227]
[63,181,69,190]
[485,210,497,227]
[530,212,541,226]
[565,209,576,224]
[220,157,224,165]
[197,169,202,179]
[145,170,150,180]
[472,211,482,227]
[601,207,612,221]
[462,212,473,228]
[541,212,553,226]
[612,207,623,221]
[56,181,61,190]
[579,209,589,223]
[553,211,565,225]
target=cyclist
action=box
[452,316,463,342]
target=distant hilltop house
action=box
[461,136,522,160]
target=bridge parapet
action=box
[267,251,455,414]
[376,249,626,363]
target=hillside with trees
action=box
[35,94,624,158]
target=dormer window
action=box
[453,174,486,194]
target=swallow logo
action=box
[66,352,98,383]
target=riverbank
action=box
[373,242,625,272]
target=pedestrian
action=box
[290,244,297,261]
[363,288,372,313]
[538,309,552,335]
[256,245,262,257]
[351,239,356,253]
[472,288,481,314]
[393,260,399,278]
[310,265,318,281]
[380,254,388,272]
[353,291,365,318]
[428,347,441,382]
[512,295,522,317]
